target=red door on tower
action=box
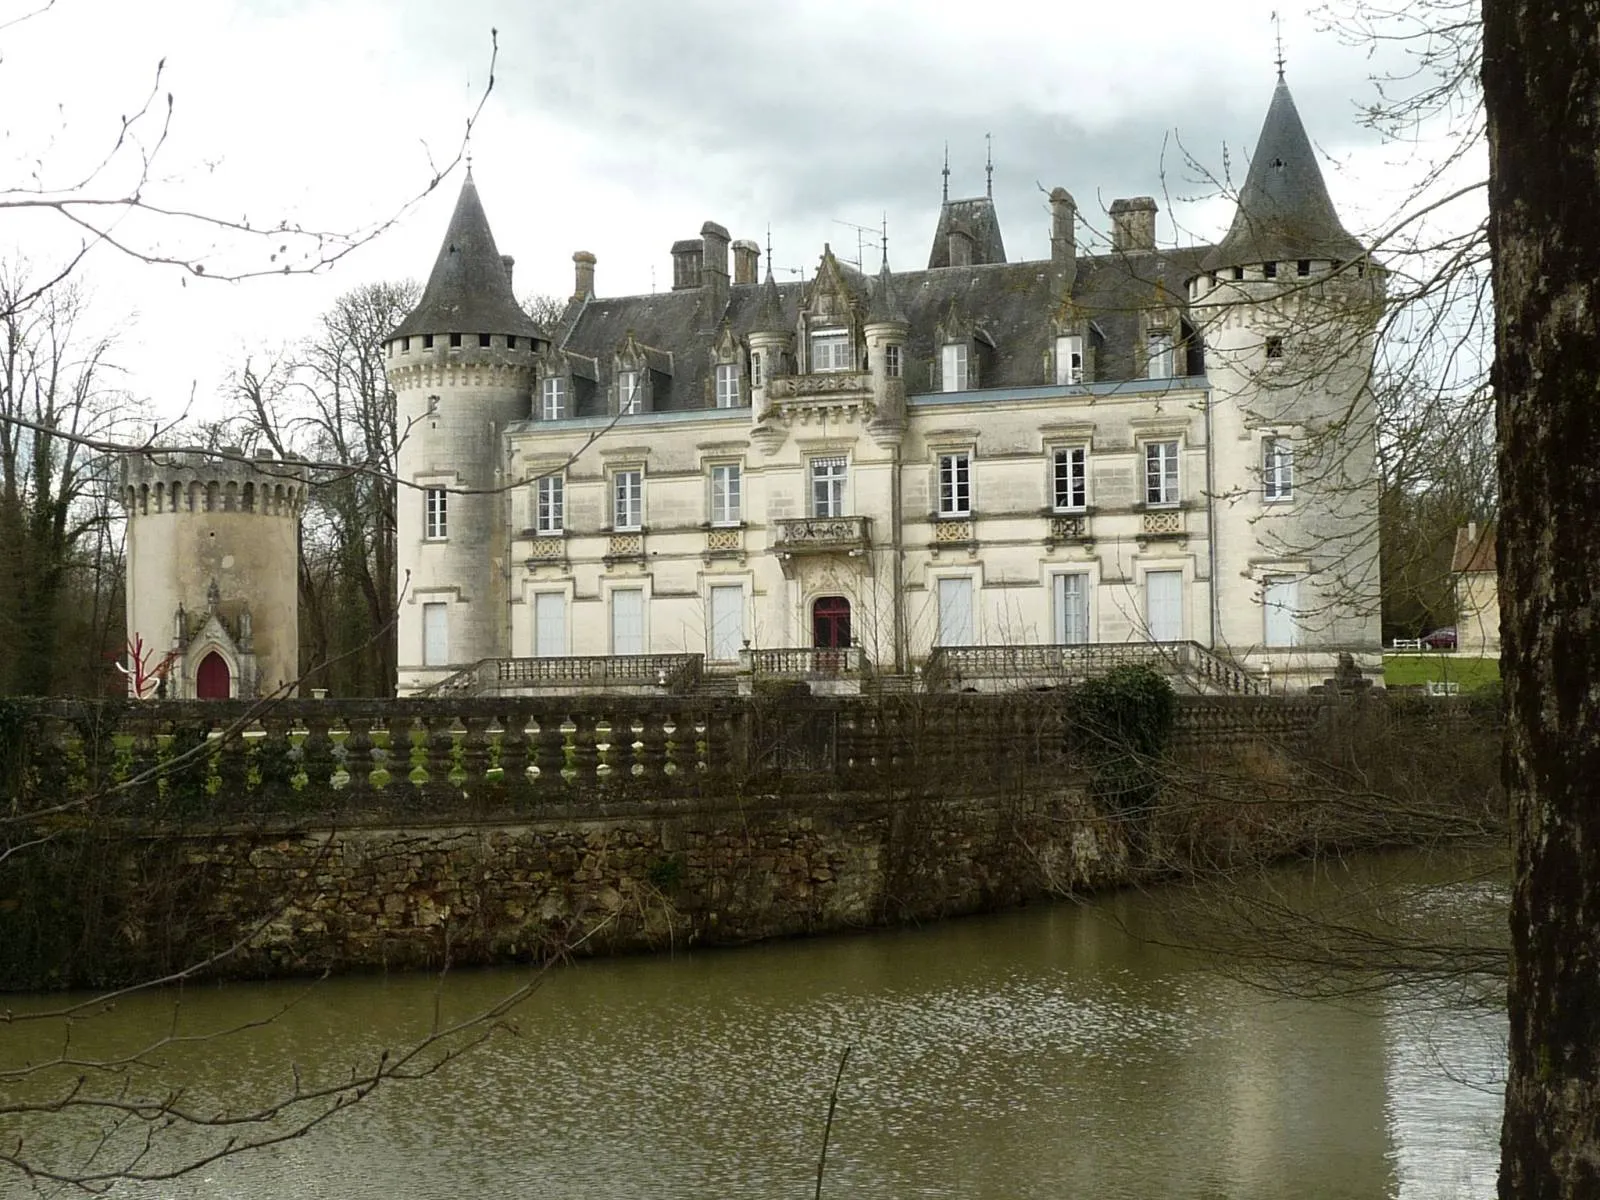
[195,652,231,700]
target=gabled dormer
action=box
[611,332,672,414]
[934,299,993,392]
[535,343,572,420]
[800,247,865,375]
[1140,281,1187,381]
[710,322,747,409]
[1049,300,1092,386]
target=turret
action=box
[863,256,909,443]
[747,268,791,422]
[385,170,544,693]
[119,448,307,699]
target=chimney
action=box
[1110,197,1158,253]
[948,226,974,267]
[1050,187,1078,292]
[671,239,704,290]
[732,239,761,285]
[573,250,596,300]
[501,255,516,290]
[700,221,731,282]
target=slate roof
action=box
[1201,79,1365,272]
[393,172,545,341]
[1451,524,1496,574]
[926,196,1008,268]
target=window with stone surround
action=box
[536,476,564,534]
[540,376,567,420]
[613,469,644,531]
[810,329,852,373]
[715,362,740,408]
[810,457,847,518]
[424,488,447,540]
[1052,446,1088,511]
[710,463,742,526]
[938,451,972,517]
[1145,440,1180,506]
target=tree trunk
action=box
[1485,1,1600,1193]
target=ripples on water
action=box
[7,854,1505,1200]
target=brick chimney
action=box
[1110,197,1158,253]
[572,251,596,300]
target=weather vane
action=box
[986,133,994,198]
[1272,10,1285,80]
[942,142,950,203]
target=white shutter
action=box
[1145,571,1183,642]
[709,585,745,661]
[422,602,448,666]
[1264,577,1301,647]
[534,592,567,657]
[611,589,645,656]
[1054,574,1089,644]
[937,577,975,646]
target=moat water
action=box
[8,852,1505,1199]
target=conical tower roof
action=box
[393,171,543,340]
[751,268,789,335]
[1201,79,1365,273]
[866,257,908,325]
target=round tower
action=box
[385,170,545,693]
[1188,75,1385,686]
[863,256,910,445]
[119,448,307,699]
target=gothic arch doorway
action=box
[196,651,231,700]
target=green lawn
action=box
[1384,653,1501,692]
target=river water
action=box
[8,853,1505,1199]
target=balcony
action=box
[767,371,872,401]
[773,516,871,563]
[747,646,866,678]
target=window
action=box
[1055,335,1084,385]
[1263,576,1301,647]
[478,333,491,347]
[1053,447,1088,511]
[423,334,435,349]
[708,585,745,661]
[618,370,641,414]
[938,452,972,517]
[810,457,847,518]
[613,469,643,531]
[710,463,742,526]
[533,592,566,657]
[1053,574,1090,644]
[611,588,644,656]
[1147,331,1174,380]
[507,336,518,350]
[1263,261,1278,279]
[885,343,902,379]
[1232,266,1245,281]
[422,602,448,667]
[1263,437,1294,502]
[1145,440,1180,506]
[941,342,969,392]
[936,577,975,646]
[750,351,763,388]
[1297,259,1311,277]
[1265,335,1285,361]
[1144,570,1183,641]
[715,362,740,408]
[536,476,564,534]
[540,376,567,420]
[810,330,851,373]
[401,337,411,353]
[424,488,447,539]
[449,332,462,348]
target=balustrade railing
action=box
[748,646,866,677]
[424,654,703,698]
[924,641,1263,695]
[767,371,872,399]
[773,516,871,553]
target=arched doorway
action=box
[195,651,231,700]
[812,596,851,672]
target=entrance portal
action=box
[196,651,231,700]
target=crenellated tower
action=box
[1188,74,1385,678]
[120,449,307,699]
[385,170,546,692]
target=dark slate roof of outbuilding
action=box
[392,172,545,341]
[926,196,1008,268]
[1201,79,1365,273]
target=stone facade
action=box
[390,78,1383,696]
[119,450,308,699]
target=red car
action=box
[1421,626,1458,650]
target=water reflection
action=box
[7,857,1504,1199]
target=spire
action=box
[867,254,907,325]
[752,266,788,335]
[985,133,993,198]
[393,171,543,340]
[1272,9,1285,81]
[942,143,950,203]
[1200,78,1365,273]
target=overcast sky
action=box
[3,0,1439,421]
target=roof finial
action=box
[880,210,889,270]
[985,133,994,198]
[942,142,950,203]
[1272,10,1285,81]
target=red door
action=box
[812,597,851,672]
[195,652,231,700]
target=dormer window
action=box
[541,376,567,421]
[1147,331,1175,380]
[1055,335,1084,385]
[715,362,740,408]
[941,342,970,392]
[810,329,851,373]
[618,370,641,414]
